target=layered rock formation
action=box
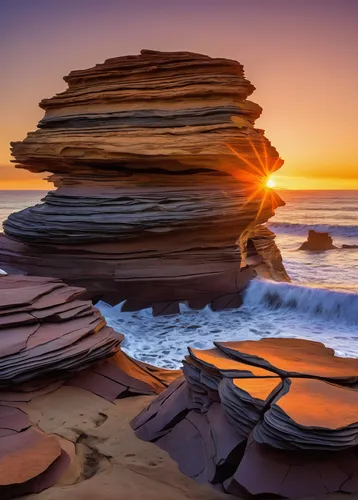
[0,273,179,393]
[0,50,289,308]
[0,274,120,386]
[0,272,180,497]
[132,338,358,498]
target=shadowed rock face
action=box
[0,273,181,498]
[299,229,337,251]
[132,338,358,499]
[0,50,289,307]
[0,274,180,392]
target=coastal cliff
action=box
[0,50,289,307]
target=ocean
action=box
[1,189,358,368]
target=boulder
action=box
[299,229,337,251]
[132,337,358,498]
[0,50,289,309]
[0,404,70,500]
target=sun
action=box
[266,176,276,188]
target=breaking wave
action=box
[244,280,358,324]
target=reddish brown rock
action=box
[224,436,358,498]
[255,377,358,451]
[0,275,121,386]
[132,338,358,499]
[215,338,358,383]
[0,404,69,499]
[0,273,181,497]
[0,274,180,393]
[0,50,289,309]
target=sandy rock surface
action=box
[22,387,230,500]
[19,385,356,500]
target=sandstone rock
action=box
[0,50,289,309]
[299,230,337,251]
[188,347,279,379]
[0,274,180,393]
[66,349,181,401]
[215,338,358,383]
[21,389,230,500]
[254,377,358,450]
[224,436,358,498]
[0,273,181,497]
[0,275,121,386]
[0,404,70,499]
[132,338,358,498]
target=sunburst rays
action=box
[225,138,282,222]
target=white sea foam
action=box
[97,279,358,369]
[244,279,358,324]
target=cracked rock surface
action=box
[132,338,358,499]
[0,273,181,498]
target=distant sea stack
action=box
[299,230,337,251]
[0,50,289,309]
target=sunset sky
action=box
[0,0,357,190]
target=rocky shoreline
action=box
[1,51,356,500]
[1,276,357,499]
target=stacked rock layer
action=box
[132,338,358,498]
[0,50,289,307]
[0,273,179,393]
[0,272,180,497]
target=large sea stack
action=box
[0,50,289,308]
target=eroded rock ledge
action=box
[0,274,180,499]
[0,50,289,309]
[132,338,358,498]
[1,274,356,499]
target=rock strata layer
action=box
[132,338,358,498]
[0,274,179,391]
[0,273,180,498]
[0,50,288,308]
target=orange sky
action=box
[0,0,357,190]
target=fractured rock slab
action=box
[0,404,70,499]
[132,337,358,498]
[215,338,358,383]
[0,274,180,395]
[0,276,121,386]
[255,378,358,451]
